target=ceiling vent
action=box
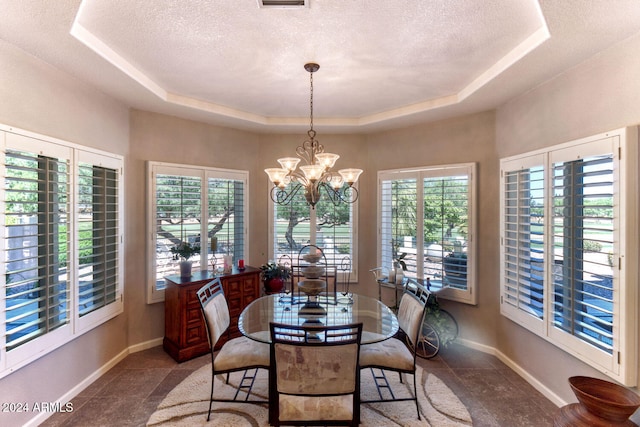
[258,0,308,8]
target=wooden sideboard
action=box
[163,266,261,363]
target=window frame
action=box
[0,124,124,379]
[499,127,638,386]
[377,163,477,305]
[147,161,249,304]
[267,182,360,284]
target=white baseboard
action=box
[457,337,567,407]
[23,337,164,427]
[129,337,164,353]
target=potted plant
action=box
[171,241,201,277]
[260,262,291,293]
[424,294,457,347]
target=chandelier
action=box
[265,63,363,209]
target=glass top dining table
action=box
[238,293,399,344]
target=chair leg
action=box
[207,370,215,421]
[413,372,421,420]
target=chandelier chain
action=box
[309,70,314,133]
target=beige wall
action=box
[365,111,499,346]
[0,41,130,426]
[495,32,640,403]
[127,111,262,344]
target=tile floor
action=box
[40,342,560,426]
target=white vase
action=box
[180,260,192,278]
[388,268,396,283]
[395,268,404,285]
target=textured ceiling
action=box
[2,1,640,132]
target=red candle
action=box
[238,259,245,269]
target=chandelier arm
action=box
[270,183,306,205]
[319,171,340,185]
[296,143,313,165]
[319,183,359,205]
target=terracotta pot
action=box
[265,277,284,294]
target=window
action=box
[500,127,637,386]
[269,182,358,283]
[76,152,123,332]
[147,162,248,303]
[378,163,476,304]
[1,125,123,377]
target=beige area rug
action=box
[147,365,472,427]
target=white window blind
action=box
[147,162,249,303]
[501,159,545,330]
[500,127,637,386]
[1,125,124,377]
[77,162,119,318]
[271,182,358,282]
[153,172,202,291]
[380,176,417,274]
[208,177,245,267]
[4,149,71,351]
[378,164,476,305]
[551,153,615,354]
[424,174,470,290]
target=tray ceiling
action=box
[2,1,640,132]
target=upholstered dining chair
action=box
[359,280,429,420]
[269,322,363,426]
[197,278,270,421]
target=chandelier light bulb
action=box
[315,152,340,169]
[278,157,300,171]
[330,174,344,190]
[300,164,324,182]
[265,168,288,186]
[339,168,363,185]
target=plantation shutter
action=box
[380,174,417,272]
[273,182,313,261]
[271,183,357,282]
[4,148,71,350]
[77,161,120,317]
[551,151,615,354]
[314,187,355,272]
[208,177,245,266]
[423,174,470,290]
[154,173,202,289]
[501,155,545,328]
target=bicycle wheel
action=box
[434,309,459,341]
[408,321,440,359]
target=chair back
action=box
[197,278,231,348]
[270,322,363,396]
[397,280,429,348]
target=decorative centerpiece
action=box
[554,376,640,426]
[171,241,201,278]
[298,251,327,315]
